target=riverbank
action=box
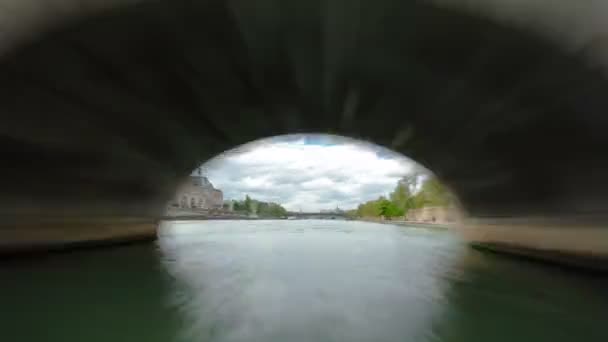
[0,215,284,256]
[0,218,157,257]
[358,217,608,272]
[459,218,608,273]
[7,220,608,342]
[470,242,608,273]
[161,214,254,220]
[3,216,608,273]
[356,217,452,229]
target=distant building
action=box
[169,172,223,210]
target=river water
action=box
[2,220,608,342]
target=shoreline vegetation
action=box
[229,195,288,218]
[165,195,288,220]
[346,173,458,222]
[165,173,459,224]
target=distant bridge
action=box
[286,212,348,219]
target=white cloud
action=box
[201,135,419,211]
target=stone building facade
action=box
[169,175,223,210]
[406,206,461,224]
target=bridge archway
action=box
[176,133,461,221]
[1,0,608,260]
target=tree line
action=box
[348,174,454,219]
[229,195,288,218]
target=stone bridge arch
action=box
[1,0,608,261]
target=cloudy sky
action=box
[200,135,418,212]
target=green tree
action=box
[266,203,287,217]
[351,172,455,219]
[244,195,253,213]
[345,209,358,219]
[257,201,268,214]
[231,195,287,217]
[414,177,453,207]
[389,181,411,211]
[257,201,287,217]
[379,198,404,218]
[356,196,386,217]
[232,200,244,211]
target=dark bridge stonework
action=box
[1,0,608,259]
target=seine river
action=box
[3,220,608,341]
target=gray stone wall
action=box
[406,206,462,224]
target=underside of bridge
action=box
[2,0,608,263]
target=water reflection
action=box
[430,250,608,342]
[158,220,608,342]
[2,220,607,342]
[1,244,181,342]
[159,220,455,342]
